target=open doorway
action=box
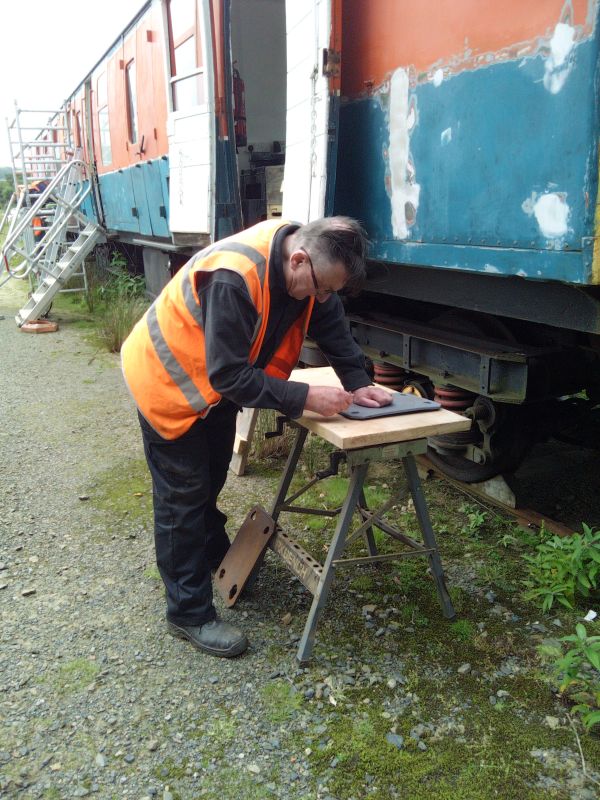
[230,0,286,227]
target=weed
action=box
[541,623,600,730]
[450,619,476,642]
[459,502,487,538]
[349,574,376,592]
[523,523,600,611]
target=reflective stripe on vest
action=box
[122,220,313,439]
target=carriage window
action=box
[168,0,204,111]
[97,72,112,165]
[98,107,112,164]
[126,60,138,143]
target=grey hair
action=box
[293,216,369,294]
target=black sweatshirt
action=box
[196,224,371,418]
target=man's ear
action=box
[289,250,304,271]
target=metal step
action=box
[15,225,103,326]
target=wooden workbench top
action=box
[291,367,471,450]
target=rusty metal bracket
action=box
[215,505,276,607]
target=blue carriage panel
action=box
[409,39,598,254]
[142,159,170,238]
[129,163,154,237]
[98,170,140,234]
[79,180,98,223]
[334,32,600,285]
[158,156,170,232]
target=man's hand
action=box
[352,386,393,408]
[304,385,353,417]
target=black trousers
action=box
[138,401,238,626]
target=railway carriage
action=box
[15,0,600,480]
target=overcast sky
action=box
[0,0,144,167]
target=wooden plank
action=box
[229,407,260,476]
[290,367,471,450]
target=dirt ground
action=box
[1,279,599,800]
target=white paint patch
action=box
[522,190,570,238]
[543,22,575,94]
[483,264,500,273]
[441,127,452,145]
[388,68,421,239]
[534,193,569,237]
[432,68,444,87]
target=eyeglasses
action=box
[300,247,335,297]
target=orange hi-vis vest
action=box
[121,220,315,439]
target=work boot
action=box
[167,619,248,658]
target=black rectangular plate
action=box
[340,391,441,420]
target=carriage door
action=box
[166,0,216,241]
[283,0,341,222]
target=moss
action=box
[143,565,161,580]
[260,680,304,723]
[42,658,100,696]
[197,766,280,800]
[153,756,190,782]
[304,684,575,800]
[87,458,152,525]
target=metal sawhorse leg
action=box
[267,423,455,663]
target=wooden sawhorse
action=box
[262,368,471,662]
[267,424,453,662]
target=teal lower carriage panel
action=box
[368,241,591,285]
[334,36,599,285]
[129,163,154,237]
[98,170,140,234]
[98,158,171,238]
[144,157,170,238]
[78,181,98,224]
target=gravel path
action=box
[2,282,599,800]
[0,288,306,799]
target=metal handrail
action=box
[0,159,92,280]
[3,159,89,250]
[0,193,16,235]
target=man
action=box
[121,216,390,658]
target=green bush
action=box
[541,623,600,731]
[523,524,600,612]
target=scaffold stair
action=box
[15,223,103,326]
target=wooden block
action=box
[215,505,276,607]
[229,407,260,476]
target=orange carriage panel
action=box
[149,2,168,157]
[341,0,592,97]
[134,5,169,161]
[122,30,139,166]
